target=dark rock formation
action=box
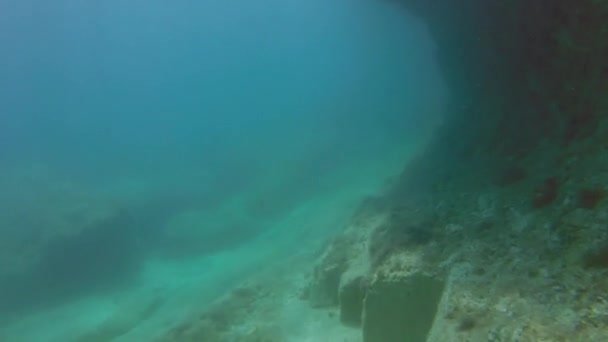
[389,0,608,198]
[338,275,368,326]
[308,236,354,307]
[309,263,344,307]
[362,273,445,342]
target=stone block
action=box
[339,275,367,326]
[362,272,445,342]
[309,264,343,307]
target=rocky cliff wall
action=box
[390,0,608,197]
[305,2,608,341]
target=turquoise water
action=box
[0,0,445,340]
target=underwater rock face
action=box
[362,272,445,342]
[308,234,357,308]
[369,215,435,267]
[388,0,608,194]
[309,264,344,307]
[306,214,450,340]
[338,272,369,327]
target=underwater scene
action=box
[0,0,606,341]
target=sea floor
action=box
[0,193,352,342]
[2,248,360,342]
[0,143,423,342]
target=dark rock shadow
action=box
[0,210,144,320]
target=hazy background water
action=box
[0,0,446,339]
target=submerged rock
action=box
[338,253,371,327]
[305,216,376,323]
[338,275,367,326]
[309,263,344,308]
[362,271,445,342]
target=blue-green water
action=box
[0,0,445,339]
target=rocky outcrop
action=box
[388,0,608,198]
[307,212,445,341]
[305,1,608,340]
[337,247,371,326]
[363,271,444,342]
[308,236,354,307]
[338,273,367,327]
[309,262,345,308]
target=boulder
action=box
[362,272,445,342]
[338,250,371,326]
[308,235,356,308]
[339,275,367,326]
[309,264,344,307]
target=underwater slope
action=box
[303,0,608,341]
[118,1,608,341]
[1,0,606,341]
[0,146,417,342]
[164,0,607,341]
